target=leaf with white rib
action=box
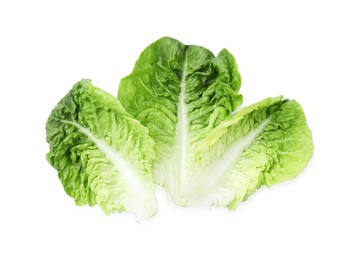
[118,37,242,204]
[46,79,157,221]
[183,96,314,208]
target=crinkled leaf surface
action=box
[118,37,242,203]
[46,79,157,221]
[184,96,314,208]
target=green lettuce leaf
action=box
[183,96,314,208]
[118,37,242,203]
[46,79,157,220]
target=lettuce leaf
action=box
[184,96,314,208]
[46,37,314,218]
[46,80,157,220]
[118,37,242,203]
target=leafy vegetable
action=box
[46,37,314,219]
[183,96,314,208]
[46,80,157,221]
[118,37,243,203]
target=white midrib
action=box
[173,52,188,200]
[61,120,149,203]
[185,117,272,205]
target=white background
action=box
[1,0,360,259]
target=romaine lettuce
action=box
[46,80,157,220]
[46,37,314,218]
[118,37,243,204]
[184,96,313,208]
